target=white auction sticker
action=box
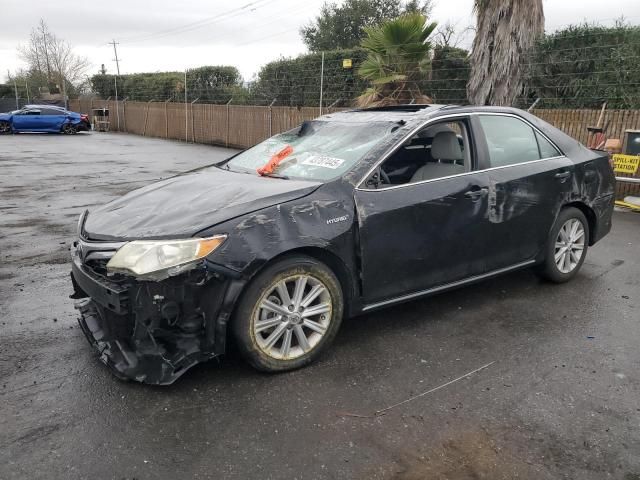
[302,156,345,169]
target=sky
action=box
[1,0,639,83]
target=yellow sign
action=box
[342,58,352,69]
[612,154,640,174]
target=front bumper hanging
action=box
[71,242,233,385]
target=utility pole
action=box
[62,78,67,109]
[184,69,188,143]
[25,81,30,103]
[110,40,122,132]
[9,71,19,109]
[114,76,120,131]
[319,52,325,116]
[109,40,121,76]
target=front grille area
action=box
[85,257,109,276]
[76,237,128,282]
[83,256,130,284]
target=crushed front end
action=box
[70,238,234,385]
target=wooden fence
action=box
[69,99,342,149]
[530,108,640,200]
[69,100,640,198]
[531,109,640,147]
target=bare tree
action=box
[434,21,474,48]
[17,19,89,97]
[467,0,544,106]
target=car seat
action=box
[410,131,466,182]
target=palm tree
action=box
[467,0,544,106]
[356,13,437,107]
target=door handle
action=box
[554,170,571,179]
[464,187,488,199]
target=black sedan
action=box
[71,105,615,384]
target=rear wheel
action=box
[62,123,77,134]
[538,207,589,283]
[232,255,344,372]
[0,120,11,134]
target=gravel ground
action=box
[1,132,639,480]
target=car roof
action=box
[319,103,590,161]
[318,104,446,124]
[24,104,67,110]
[318,104,536,126]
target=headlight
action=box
[106,235,226,279]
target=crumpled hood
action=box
[83,168,321,240]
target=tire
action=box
[232,255,344,372]
[538,207,589,283]
[0,120,11,134]
[62,123,77,134]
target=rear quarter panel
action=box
[521,110,615,244]
[568,150,616,243]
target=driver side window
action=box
[374,119,472,187]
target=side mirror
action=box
[365,171,381,189]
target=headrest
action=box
[418,123,453,138]
[431,131,463,161]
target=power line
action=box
[117,0,274,44]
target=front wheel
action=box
[538,207,589,283]
[232,255,344,372]
[0,120,11,134]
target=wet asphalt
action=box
[1,132,639,480]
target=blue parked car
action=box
[0,104,90,134]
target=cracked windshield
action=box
[225,120,397,180]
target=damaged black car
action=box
[71,104,615,384]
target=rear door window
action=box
[535,131,561,158]
[479,115,542,168]
[41,108,65,115]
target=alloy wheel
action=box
[62,123,77,134]
[554,218,585,274]
[0,121,10,133]
[253,274,332,360]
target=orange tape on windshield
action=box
[257,145,293,176]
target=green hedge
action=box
[427,45,470,104]
[250,49,370,107]
[527,23,640,109]
[91,66,242,103]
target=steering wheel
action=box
[379,168,391,185]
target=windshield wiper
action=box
[259,172,289,179]
[218,164,254,175]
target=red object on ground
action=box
[257,145,293,176]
